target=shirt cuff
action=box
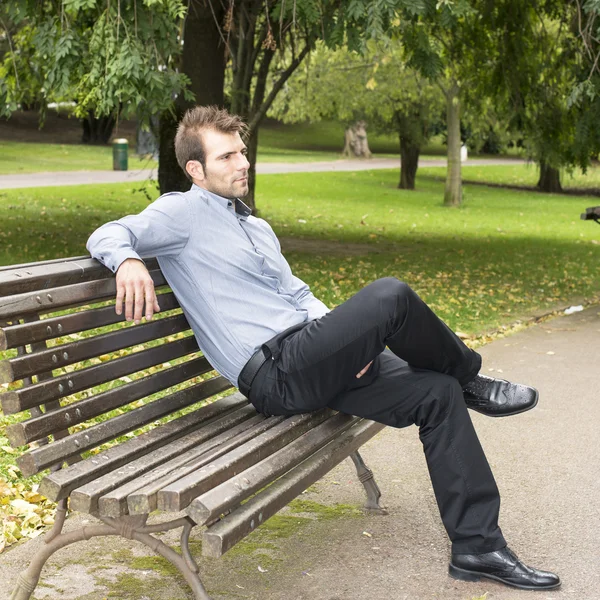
[99,249,144,274]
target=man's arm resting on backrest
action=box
[86,192,191,323]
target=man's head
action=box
[175,106,250,199]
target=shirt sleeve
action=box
[259,218,330,319]
[86,192,192,273]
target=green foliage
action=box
[270,40,444,153]
[0,0,190,124]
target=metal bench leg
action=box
[350,450,388,515]
[10,503,212,600]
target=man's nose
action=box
[237,153,250,170]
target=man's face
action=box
[186,129,250,199]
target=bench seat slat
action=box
[0,269,166,321]
[38,393,248,501]
[71,407,261,515]
[0,257,160,295]
[157,410,333,513]
[17,376,232,477]
[188,412,356,525]
[0,292,181,351]
[201,419,385,558]
[1,336,199,415]
[5,356,212,446]
[115,414,284,517]
[1,313,191,384]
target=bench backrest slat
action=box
[1,313,191,384]
[1,336,199,415]
[0,269,166,320]
[0,257,160,295]
[18,376,232,477]
[0,292,181,350]
[6,357,213,447]
[38,393,247,502]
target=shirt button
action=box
[228,201,233,207]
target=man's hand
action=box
[356,361,373,378]
[115,258,160,323]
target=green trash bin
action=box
[112,138,129,171]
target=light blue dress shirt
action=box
[86,184,330,386]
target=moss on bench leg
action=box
[9,511,214,600]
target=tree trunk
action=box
[343,121,372,158]
[537,161,563,193]
[158,0,226,194]
[444,82,462,207]
[398,135,420,190]
[245,128,260,213]
[81,112,116,144]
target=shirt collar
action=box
[192,184,252,220]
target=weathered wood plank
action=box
[1,336,199,415]
[188,413,356,525]
[6,356,212,446]
[1,313,191,384]
[201,419,385,558]
[17,376,233,477]
[0,257,159,295]
[119,415,284,517]
[85,410,266,517]
[38,393,248,501]
[157,410,333,512]
[0,292,180,350]
[0,269,165,321]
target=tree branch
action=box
[248,42,310,133]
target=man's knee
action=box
[368,277,414,317]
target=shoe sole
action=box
[469,388,539,418]
[449,563,561,590]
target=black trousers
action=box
[248,277,506,554]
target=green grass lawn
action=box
[454,162,600,190]
[1,167,597,335]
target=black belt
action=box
[238,346,270,398]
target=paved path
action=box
[0,305,597,599]
[0,158,524,189]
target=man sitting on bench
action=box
[87,106,560,591]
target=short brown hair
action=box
[174,106,248,181]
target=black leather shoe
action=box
[462,374,539,417]
[450,547,560,590]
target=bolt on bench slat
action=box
[188,412,356,526]
[1,336,199,415]
[38,393,247,501]
[0,292,180,351]
[116,414,283,517]
[0,257,160,296]
[0,313,191,384]
[5,356,212,447]
[202,419,385,558]
[0,268,166,321]
[17,375,232,477]
[157,410,333,513]
[72,406,261,515]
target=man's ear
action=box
[186,160,205,182]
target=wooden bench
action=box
[0,256,387,600]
